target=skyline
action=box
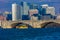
[0,0,60,14]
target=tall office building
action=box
[21,2,30,20]
[46,7,55,16]
[12,3,22,21]
[21,2,29,15]
[30,4,38,9]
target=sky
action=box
[0,0,60,13]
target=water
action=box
[0,28,60,40]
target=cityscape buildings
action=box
[11,2,56,21]
[0,2,56,21]
[0,1,59,29]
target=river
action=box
[0,28,60,40]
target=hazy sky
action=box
[0,0,60,12]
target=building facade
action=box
[12,3,22,21]
[22,2,29,15]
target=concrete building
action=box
[29,9,38,16]
[46,7,55,16]
[12,3,22,21]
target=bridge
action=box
[1,20,60,28]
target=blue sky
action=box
[0,0,60,13]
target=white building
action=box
[41,4,55,16]
[41,4,48,8]
[12,3,22,21]
[46,7,55,16]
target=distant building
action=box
[29,4,38,9]
[22,15,30,20]
[31,15,38,21]
[40,4,48,15]
[21,2,29,15]
[3,11,9,17]
[46,7,55,16]
[40,4,55,16]
[12,3,22,21]
[6,14,12,20]
[41,4,48,8]
[29,9,38,16]
[0,15,6,27]
[39,14,52,20]
[0,15,6,21]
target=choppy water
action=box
[0,28,60,40]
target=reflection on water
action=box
[0,28,60,40]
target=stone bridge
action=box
[1,20,60,28]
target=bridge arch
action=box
[41,22,60,28]
[11,22,33,29]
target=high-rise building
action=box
[21,2,30,20]
[30,4,38,9]
[21,2,29,15]
[12,3,22,21]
